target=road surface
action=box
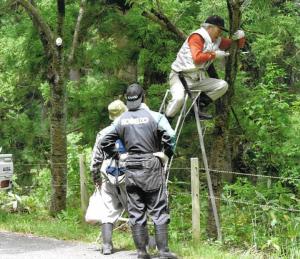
[0,231,143,259]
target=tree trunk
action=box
[15,0,67,215]
[49,73,67,214]
[49,0,67,215]
[206,98,231,238]
[206,0,244,239]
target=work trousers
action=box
[99,180,127,224]
[165,70,228,118]
[125,154,170,226]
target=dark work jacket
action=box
[100,104,176,192]
[101,104,176,159]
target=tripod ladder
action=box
[159,88,222,241]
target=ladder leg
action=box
[176,73,222,241]
[165,95,188,184]
[193,103,222,241]
[159,90,170,114]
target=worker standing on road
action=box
[90,100,128,255]
[101,83,177,259]
[165,15,245,121]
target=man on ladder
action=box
[165,15,245,122]
[162,15,245,241]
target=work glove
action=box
[119,153,128,161]
[153,152,169,165]
[91,169,102,187]
[119,153,128,168]
[214,50,230,59]
[232,29,245,40]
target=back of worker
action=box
[115,108,174,155]
[101,83,177,259]
[118,108,160,153]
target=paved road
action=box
[0,231,141,259]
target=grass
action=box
[0,208,272,259]
[0,209,100,243]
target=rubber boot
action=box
[198,92,213,108]
[197,92,213,120]
[198,110,213,120]
[155,224,177,259]
[131,224,151,259]
[101,223,113,255]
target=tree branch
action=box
[141,10,166,30]
[68,0,87,65]
[16,0,54,47]
[151,8,187,40]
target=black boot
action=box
[101,223,113,255]
[198,92,213,108]
[197,92,213,120]
[198,110,213,120]
[154,224,177,259]
[131,224,151,259]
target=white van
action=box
[0,154,13,190]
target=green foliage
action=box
[29,168,52,210]
[67,77,127,144]
[66,133,94,205]
[237,63,300,181]
[0,5,50,174]
[222,178,300,256]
